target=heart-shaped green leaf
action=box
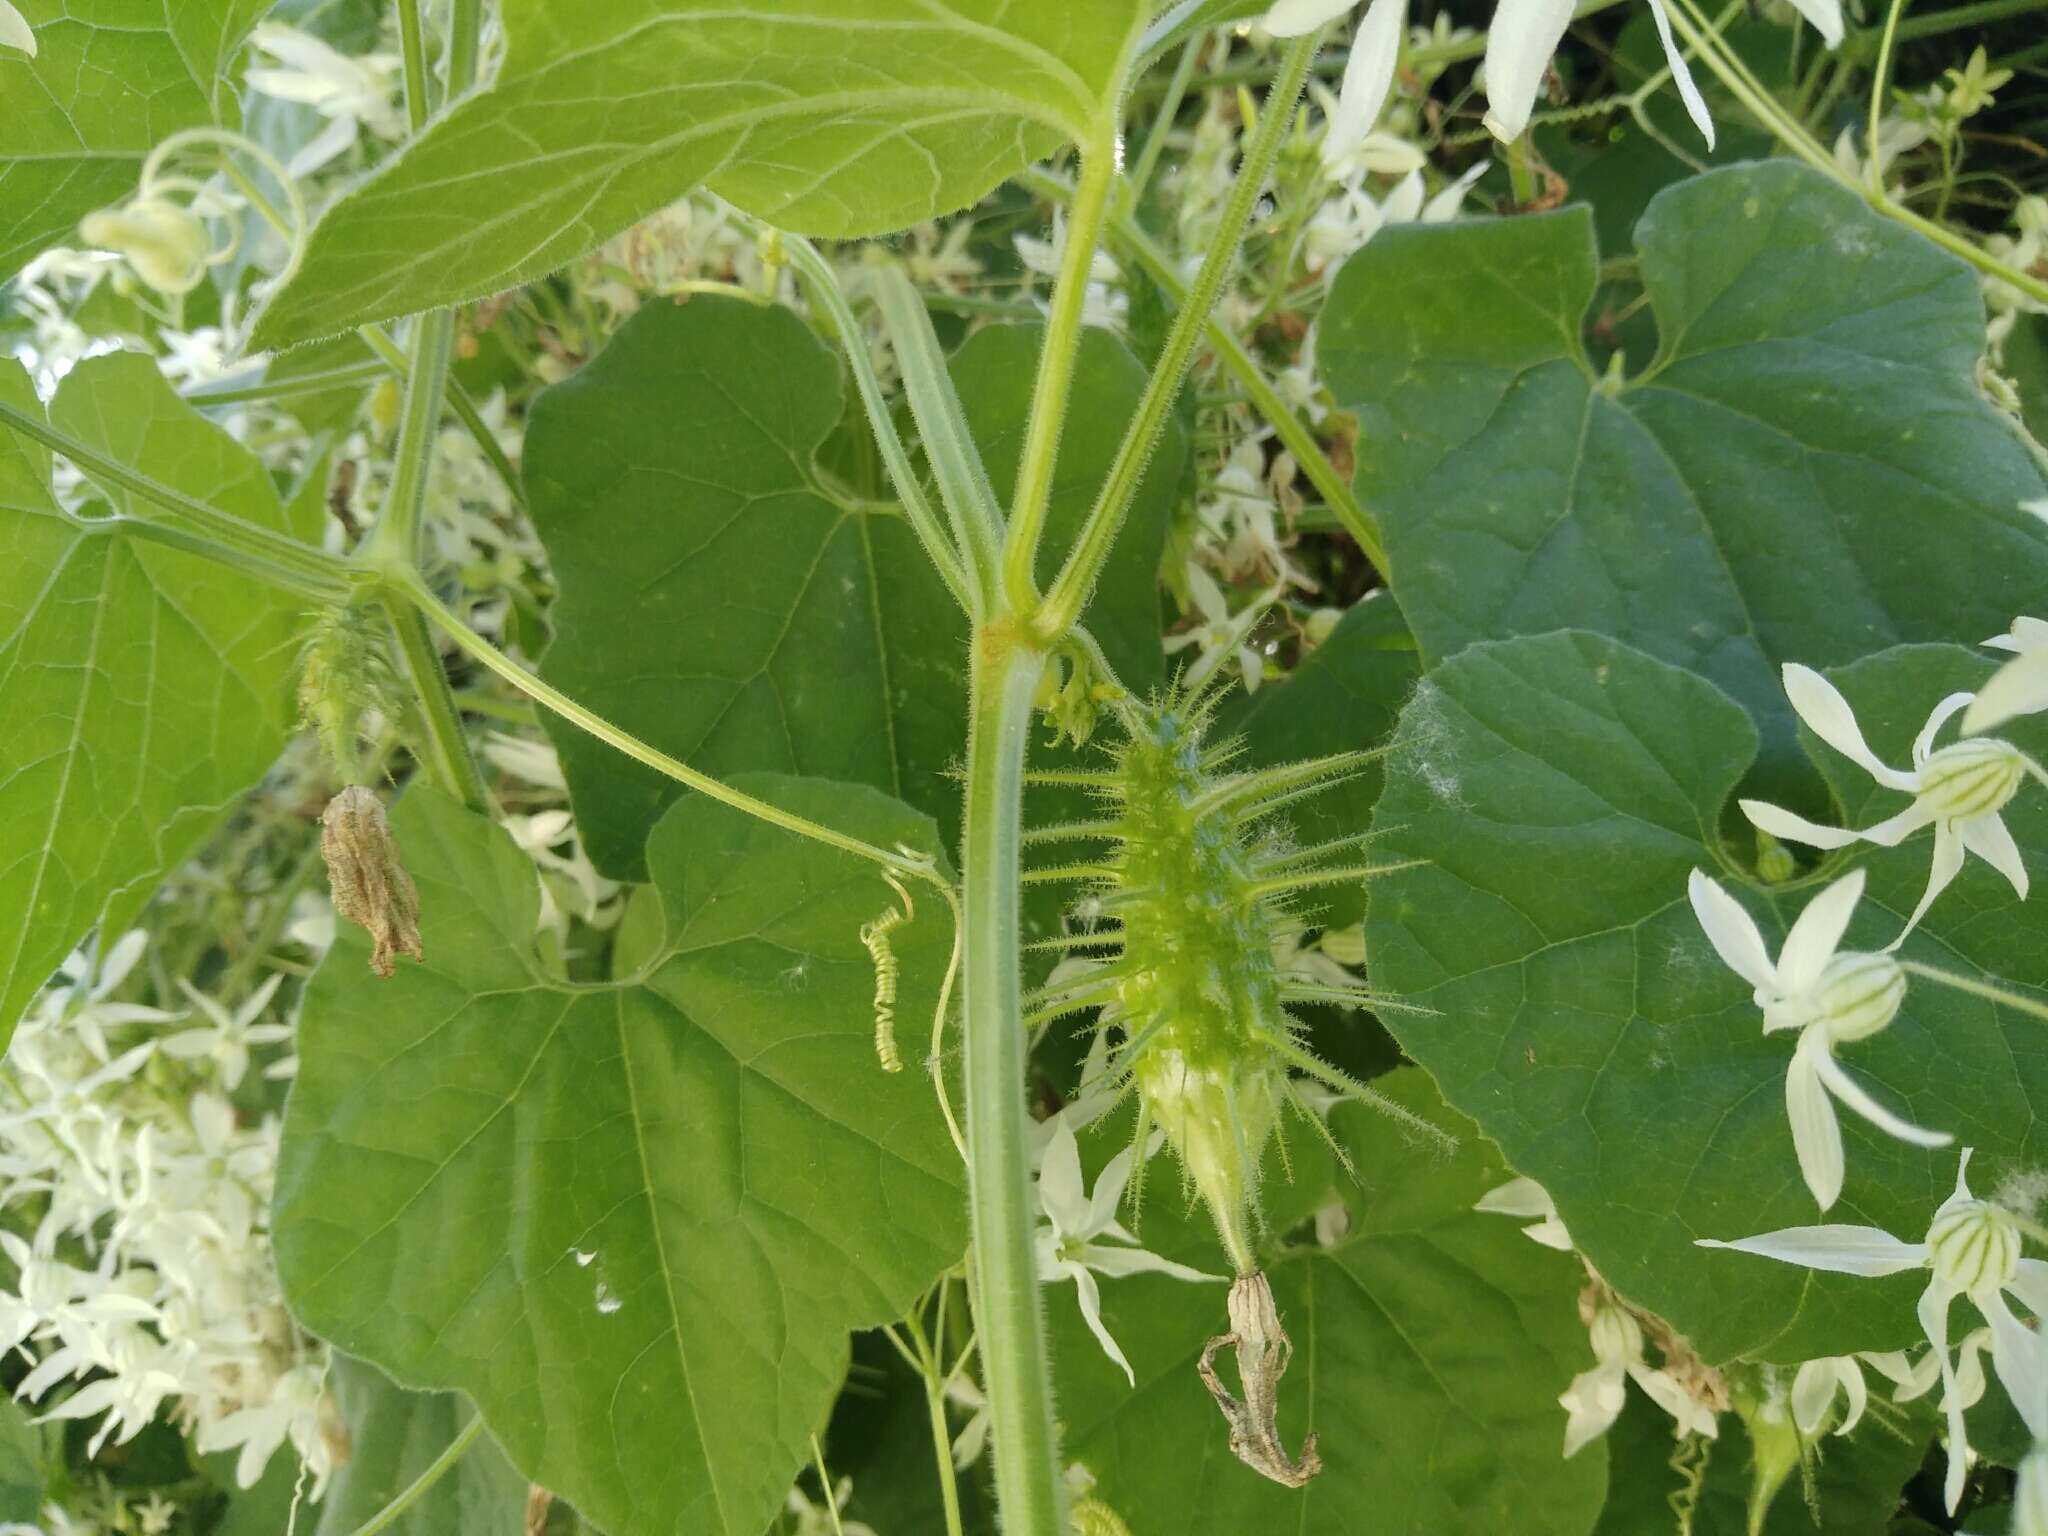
[526,298,1181,881]
[1365,629,2048,1365]
[275,778,965,1536]
[1321,161,2048,801]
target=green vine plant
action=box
[0,0,2047,1533]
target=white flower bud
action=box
[1916,737,2026,823]
[1761,950,1904,1043]
[1925,1197,2021,1297]
[79,197,214,296]
[1586,1302,1643,1367]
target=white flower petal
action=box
[1481,0,1576,142]
[1688,869,1779,992]
[1263,0,1355,36]
[1978,1287,2048,1442]
[1964,647,2048,734]
[1739,799,1865,851]
[1912,692,1975,765]
[1421,160,1490,222]
[1697,1224,1926,1277]
[1790,1358,1837,1436]
[1777,869,1864,995]
[1782,664,1917,791]
[1078,1242,1224,1284]
[0,2,35,57]
[1833,1357,1868,1434]
[1780,0,1844,45]
[1065,1265,1136,1387]
[1917,1277,1969,1513]
[1810,1047,1953,1149]
[1321,0,1406,167]
[1642,0,1715,148]
[1382,170,1426,225]
[1474,1176,1555,1220]
[2009,1257,2048,1319]
[1786,1039,1845,1210]
[1036,1119,1091,1237]
[1558,1359,1627,1457]
[1959,812,2029,899]
[1892,821,1967,946]
[1858,800,1941,848]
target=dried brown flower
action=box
[320,787,423,978]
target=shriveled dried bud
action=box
[1198,1271,1321,1488]
[321,788,422,978]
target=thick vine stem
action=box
[961,626,1063,1536]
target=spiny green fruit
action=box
[297,602,403,783]
[1027,685,1427,1273]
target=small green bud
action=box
[1753,828,1797,884]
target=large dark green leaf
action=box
[275,778,965,1536]
[1321,162,2048,801]
[526,299,1179,881]
[251,1,1152,344]
[0,354,304,1037]
[1050,1070,1608,1536]
[1364,630,2048,1365]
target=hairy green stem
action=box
[1889,0,2044,42]
[961,632,1062,1536]
[1038,33,1320,640]
[343,1415,485,1536]
[784,236,975,610]
[400,574,942,880]
[1022,169,1389,573]
[364,315,456,566]
[385,599,488,811]
[1003,135,1121,612]
[0,400,355,599]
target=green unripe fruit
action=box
[1044,690,1398,1273]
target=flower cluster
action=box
[0,932,341,1518]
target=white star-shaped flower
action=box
[1688,868,1950,1209]
[1741,663,2046,942]
[1559,1297,1719,1456]
[1034,1120,1224,1385]
[1699,1149,2048,1513]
